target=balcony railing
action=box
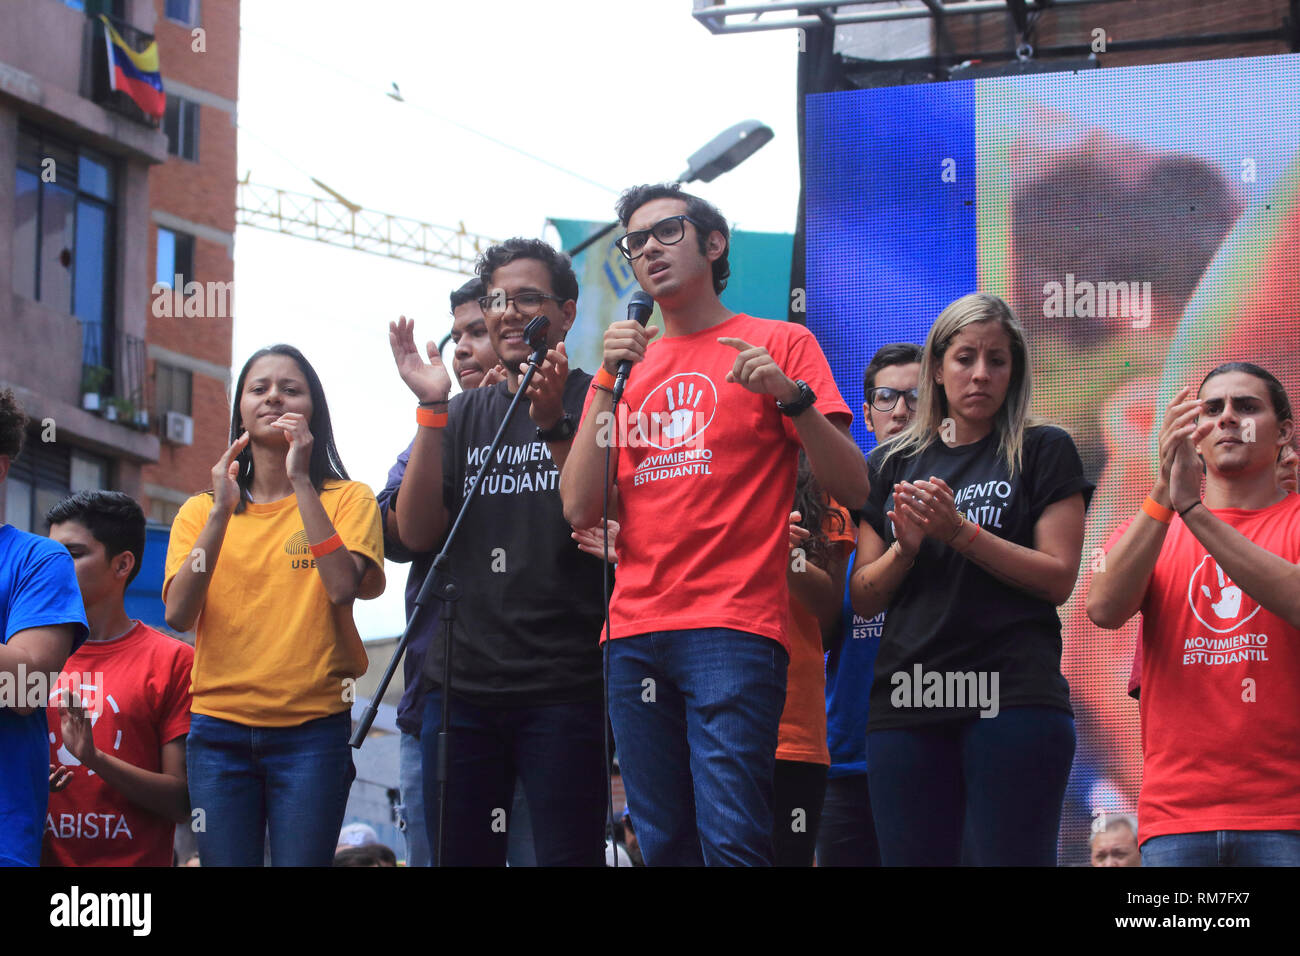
[84,12,160,128]
[81,325,152,430]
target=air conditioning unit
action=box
[164,411,194,445]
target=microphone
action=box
[523,314,551,367]
[612,291,655,403]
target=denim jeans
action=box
[419,691,605,866]
[187,710,355,867]
[606,628,789,867]
[867,706,1075,866]
[398,732,429,867]
[1142,830,1300,866]
[816,773,882,867]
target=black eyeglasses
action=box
[615,215,703,261]
[476,291,567,319]
[866,387,919,412]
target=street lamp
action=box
[563,120,774,257]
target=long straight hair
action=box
[880,293,1039,476]
[228,345,349,514]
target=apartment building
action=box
[0,0,237,537]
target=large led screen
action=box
[806,54,1300,865]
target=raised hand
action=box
[1157,386,1203,490]
[480,363,508,388]
[788,510,812,551]
[1169,418,1213,513]
[895,477,964,545]
[718,337,798,401]
[389,315,452,403]
[268,411,314,483]
[211,432,250,516]
[58,691,96,767]
[887,486,926,558]
[524,341,570,429]
[49,764,73,793]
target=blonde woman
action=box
[849,293,1091,866]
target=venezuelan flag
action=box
[99,14,164,118]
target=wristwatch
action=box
[776,379,817,417]
[536,413,576,442]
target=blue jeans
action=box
[816,774,881,867]
[1142,830,1300,866]
[867,706,1075,866]
[398,732,429,866]
[186,710,355,867]
[419,691,605,866]
[606,628,789,867]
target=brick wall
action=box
[139,0,238,519]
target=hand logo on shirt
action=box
[1201,563,1243,620]
[634,373,717,450]
[662,381,704,440]
[1187,555,1259,633]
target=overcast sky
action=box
[232,0,801,639]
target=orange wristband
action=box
[1141,496,1174,524]
[593,367,617,391]
[416,407,448,429]
[309,532,344,558]
[958,522,982,551]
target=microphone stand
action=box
[351,314,552,868]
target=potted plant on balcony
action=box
[81,366,110,412]
[103,396,138,425]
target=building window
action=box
[156,228,195,289]
[149,498,183,526]
[70,451,108,493]
[4,435,72,534]
[165,0,200,27]
[12,123,117,369]
[63,1,125,12]
[155,363,193,417]
[163,96,200,161]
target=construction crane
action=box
[235,180,497,277]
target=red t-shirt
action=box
[1103,494,1300,842]
[581,313,852,650]
[44,621,194,867]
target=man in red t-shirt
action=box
[1088,362,1300,866]
[561,183,869,866]
[44,491,193,867]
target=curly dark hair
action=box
[793,451,847,566]
[475,238,578,304]
[0,388,29,460]
[615,182,731,295]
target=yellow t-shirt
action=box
[162,480,385,727]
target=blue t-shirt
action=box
[0,524,88,866]
[376,439,438,737]
[824,551,882,779]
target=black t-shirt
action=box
[421,369,606,707]
[861,424,1093,730]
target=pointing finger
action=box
[717,336,754,352]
